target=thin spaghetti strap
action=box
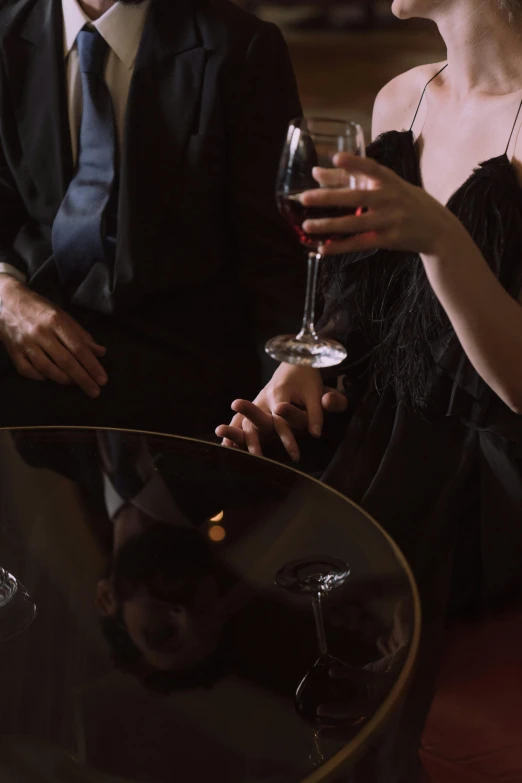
[409,63,449,132]
[505,98,522,157]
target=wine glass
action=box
[0,567,36,641]
[275,556,369,730]
[266,117,366,368]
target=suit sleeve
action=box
[229,22,306,341]
[0,130,28,279]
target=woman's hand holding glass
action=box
[304,152,463,257]
[215,364,348,462]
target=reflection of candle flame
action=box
[209,510,224,523]
[208,525,226,542]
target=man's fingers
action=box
[11,350,45,381]
[24,345,72,385]
[87,342,107,357]
[55,324,108,386]
[215,425,246,449]
[322,390,349,413]
[272,402,308,431]
[231,399,274,433]
[41,337,101,398]
[71,321,107,355]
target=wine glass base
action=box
[265,335,347,369]
[0,575,36,641]
[275,557,351,595]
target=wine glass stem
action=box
[297,251,322,342]
[312,590,328,655]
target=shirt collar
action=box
[61,0,151,70]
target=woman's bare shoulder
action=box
[371,61,447,141]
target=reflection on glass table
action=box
[0,427,420,783]
[275,556,371,729]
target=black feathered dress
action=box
[317,128,522,782]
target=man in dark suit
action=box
[0,0,304,434]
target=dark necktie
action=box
[52,27,118,290]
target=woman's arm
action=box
[421,232,522,413]
[301,153,522,414]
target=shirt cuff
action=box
[102,471,189,525]
[0,263,26,284]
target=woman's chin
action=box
[390,0,418,20]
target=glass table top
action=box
[0,428,420,783]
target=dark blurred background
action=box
[236,1,446,138]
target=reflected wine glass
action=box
[0,567,36,641]
[266,117,366,368]
[276,556,368,730]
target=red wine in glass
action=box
[278,192,364,249]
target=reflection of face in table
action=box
[95,516,397,696]
[0,430,418,783]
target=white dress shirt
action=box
[0,0,150,282]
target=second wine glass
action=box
[266,117,366,368]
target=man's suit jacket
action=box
[0,0,305,431]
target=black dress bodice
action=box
[321,128,522,608]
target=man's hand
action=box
[0,275,107,398]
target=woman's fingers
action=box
[273,415,301,462]
[274,394,323,437]
[303,209,395,239]
[215,425,246,448]
[301,186,382,210]
[321,231,383,256]
[272,402,308,431]
[231,399,274,433]
[243,420,263,456]
[216,411,244,447]
[303,392,325,437]
[333,152,397,182]
[322,390,349,413]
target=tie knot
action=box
[77,27,109,77]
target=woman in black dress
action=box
[217,0,522,779]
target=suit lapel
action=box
[117,0,208,274]
[2,0,73,209]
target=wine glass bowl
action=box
[265,117,366,368]
[295,654,369,729]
